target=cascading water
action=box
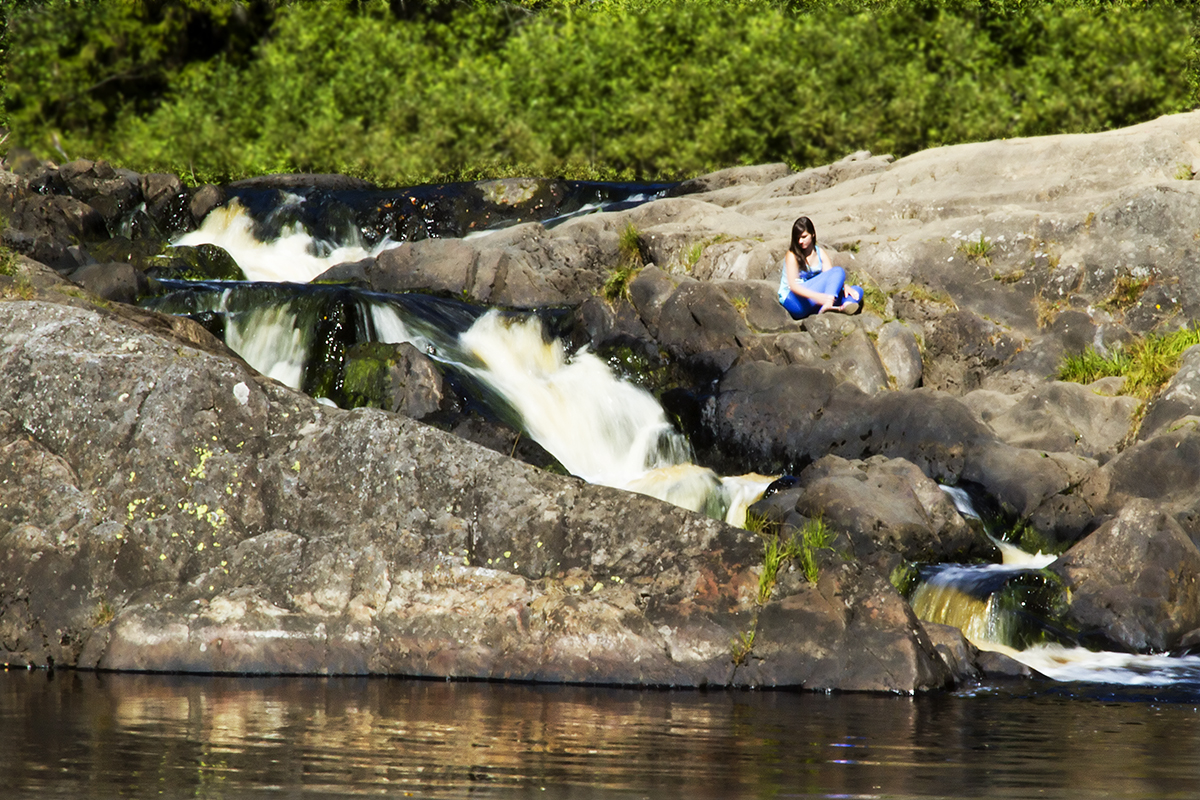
[912,487,1200,684]
[174,199,397,283]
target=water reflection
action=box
[3,669,1200,798]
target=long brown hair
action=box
[788,216,817,261]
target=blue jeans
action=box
[779,267,861,320]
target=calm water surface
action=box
[3,669,1200,799]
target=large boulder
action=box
[0,282,950,691]
[791,454,993,571]
[1050,498,1200,652]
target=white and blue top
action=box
[777,246,829,303]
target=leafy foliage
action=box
[4,0,1197,184]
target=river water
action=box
[4,667,1200,799]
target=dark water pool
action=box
[3,669,1200,799]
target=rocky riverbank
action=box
[4,111,1200,690]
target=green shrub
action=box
[5,0,1196,185]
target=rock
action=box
[922,310,1021,395]
[1076,426,1200,545]
[342,341,455,419]
[58,159,141,229]
[69,262,154,304]
[1139,344,1200,440]
[668,162,793,195]
[0,193,108,272]
[739,557,952,692]
[983,381,1141,462]
[793,455,993,572]
[921,621,982,684]
[0,299,949,691]
[827,328,890,396]
[875,320,923,390]
[655,280,750,375]
[1050,498,1200,652]
[188,184,227,223]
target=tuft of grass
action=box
[601,263,640,303]
[958,233,993,265]
[849,274,887,317]
[1176,163,1194,180]
[756,517,838,605]
[683,233,734,269]
[1098,273,1151,313]
[602,221,645,303]
[730,628,756,666]
[92,600,116,627]
[730,295,749,314]
[1034,295,1065,329]
[617,220,644,267]
[1058,324,1200,399]
[0,244,17,277]
[901,283,956,308]
[797,518,837,584]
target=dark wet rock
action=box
[0,193,108,271]
[148,243,247,281]
[1050,498,1200,653]
[342,341,456,420]
[69,262,155,304]
[58,159,142,229]
[189,184,227,223]
[140,172,195,236]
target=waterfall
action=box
[173,199,397,283]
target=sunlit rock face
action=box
[0,291,949,692]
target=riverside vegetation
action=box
[3,0,1197,185]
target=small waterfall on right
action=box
[908,486,1200,685]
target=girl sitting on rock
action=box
[777,216,863,319]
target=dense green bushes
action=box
[3,0,1196,185]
